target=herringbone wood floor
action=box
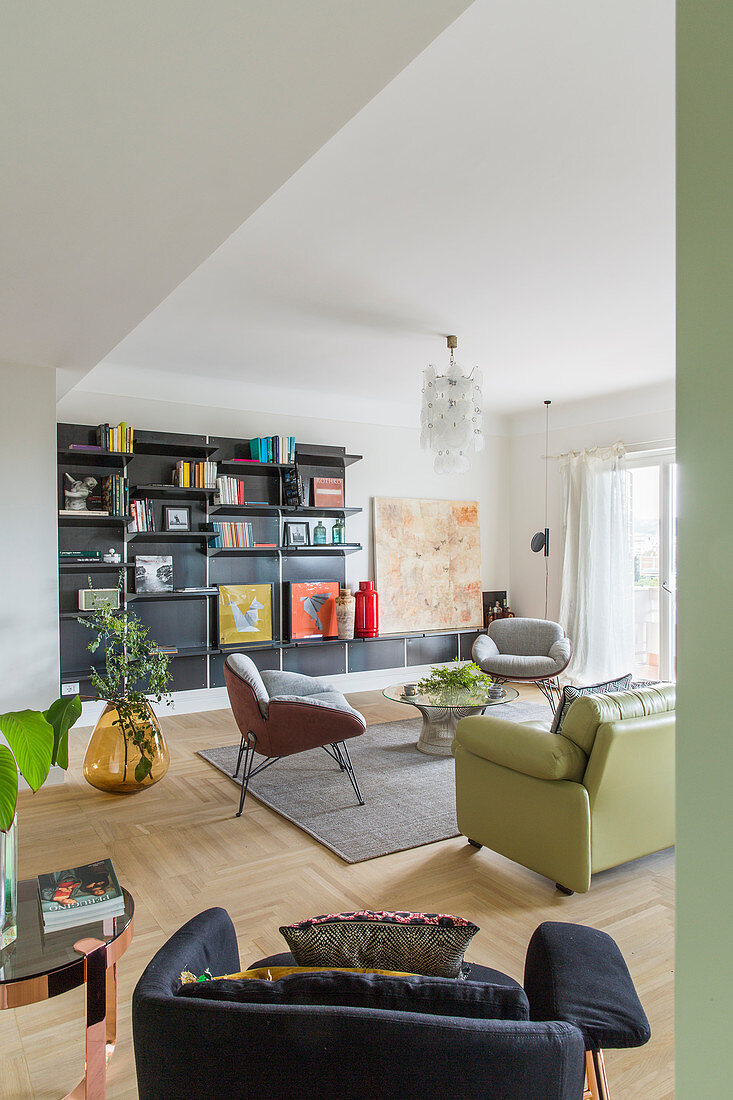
[1,686,674,1098]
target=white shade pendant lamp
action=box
[420,335,484,474]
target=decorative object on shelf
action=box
[335,587,356,640]
[313,519,327,546]
[530,400,552,617]
[288,581,339,640]
[78,587,121,612]
[281,466,305,506]
[164,505,191,532]
[283,520,310,547]
[135,555,174,593]
[218,583,273,646]
[64,473,98,511]
[0,694,81,947]
[312,476,344,508]
[373,497,482,634]
[331,517,345,544]
[104,547,122,564]
[79,589,172,793]
[420,335,484,474]
[354,580,379,638]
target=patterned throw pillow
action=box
[279,910,479,979]
[550,674,633,735]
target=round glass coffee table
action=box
[0,877,134,1098]
[382,683,519,756]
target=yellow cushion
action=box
[181,965,415,985]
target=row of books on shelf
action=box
[214,475,266,506]
[129,498,156,532]
[249,436,295,464]
[38,858,124,932]
[209,521,255,548]
[98,422,133,452]
[100,474,129,518]
[173,460,218,489]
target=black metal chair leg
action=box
[236,741,254,817]
[338,741,364,806]
[234,732,247,778]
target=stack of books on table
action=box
[37,858,125,932]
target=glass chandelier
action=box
[420,335,484,473]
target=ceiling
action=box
[4,2,674,419]
[0,0,470,396]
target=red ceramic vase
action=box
[354,580,379,638]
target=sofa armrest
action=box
[454,717,587,782]
[134,908,240,1002]
[523,922,651,1051]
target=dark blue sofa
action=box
[132,908,649,1099]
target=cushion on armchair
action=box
[177,966,530,1021]
[549,674,633,736]
[261,669,335,697]
[269,691,366,725]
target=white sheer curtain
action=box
[559,443,634,685]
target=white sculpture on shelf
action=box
[64,473,97,510]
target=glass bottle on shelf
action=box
[313,519,327,545]
[331,518,345,544]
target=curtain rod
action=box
[542,437,676,460]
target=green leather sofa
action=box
[452,685,675,893]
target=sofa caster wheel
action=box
[467,839,483,850]
[555,883,574,896]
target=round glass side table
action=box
[382,683,520,756]
[0,877,134,1098]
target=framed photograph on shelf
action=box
[218,583,273,647]
[163,505,191,532]
[312,477,344,508]
[283,520,310,547]
[287,580,339,640]
[135,555,174,594]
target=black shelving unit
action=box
[58,423,476,698]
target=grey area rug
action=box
[198,699,550,863]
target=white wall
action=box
[0,364,59,710]
[506,381,675,620]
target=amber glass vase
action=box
[83,702,169,793]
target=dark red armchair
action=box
[224,653,366,816]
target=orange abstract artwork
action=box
[289,581,339,639]
[373,497,483,634]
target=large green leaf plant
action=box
[79,575,172,784]
[0,695,81,831]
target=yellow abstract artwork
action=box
[373,498,483,634]
[218,584,273,647]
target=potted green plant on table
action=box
[417,660,492,706]
[79,586,172,794]
[0,695,81,948]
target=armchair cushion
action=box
[524,922,651,1051]
[454,717,588,782]
[269,691,366,726]
[549,674,633,736]
[477,653,560,679]
[225,653,270,717]
[489,617,564,656]
[178,966,530,1022]
[261,669,335,698]
[472,633,500,663]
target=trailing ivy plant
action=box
[417,660,491,703]
[0,695,81,831]
[79,574,172,784]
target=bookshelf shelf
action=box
[131,485,216,498]
[208,503,282,516]
[127,590,217,602]
[284,506,362,518]
[126,531,211,542]
[217,461,293,476]
[58,449,133,469]
[59,562,135,572]
[133,441,217,459]
[205,546,278,557]
[58,514,131,527]
[281,544,362,556]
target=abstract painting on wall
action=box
[373,497,483,634]
[218,584,273,647]
[288,581,339,640]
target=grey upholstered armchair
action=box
[472,618,571,707]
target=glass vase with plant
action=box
[79,578,172,793]
[417,660,491,706]
[0,695,81,947]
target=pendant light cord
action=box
[544,400,551,618]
